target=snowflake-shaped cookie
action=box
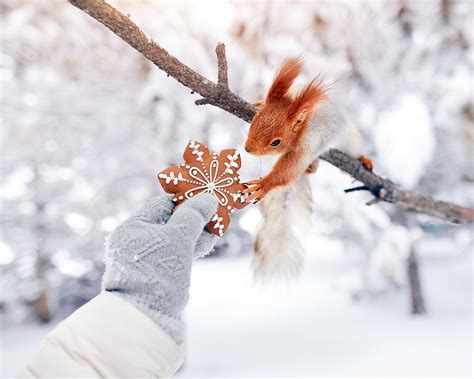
[157,140,248,236]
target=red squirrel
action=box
[244,57,373,277]
[243,57,371,203]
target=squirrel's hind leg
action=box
[305,158,319,174]
[340,125,374,172]
[358,155,373,171]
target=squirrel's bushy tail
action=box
[253,174,313,280]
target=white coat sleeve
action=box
[19,291,185,378]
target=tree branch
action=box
[327,149,474,223]
[68,0,474,224]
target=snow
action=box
[179,251,472,377]
[2,245,471,378]
[1,323,56,377]
[373,94,435,189]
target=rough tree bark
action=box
[68,0,474,224]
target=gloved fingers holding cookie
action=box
[165,193,218,247]
[129,195,175,224]
[108,194,219,264]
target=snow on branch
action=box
[68,0,474,224]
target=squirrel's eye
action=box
[270,139,281,147]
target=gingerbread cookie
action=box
[157,140,248,236]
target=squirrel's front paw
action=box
[243,178,268,203]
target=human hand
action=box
[102,193,218,344]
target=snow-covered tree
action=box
[1,0,472,323]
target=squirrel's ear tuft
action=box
[289,77,326,121]
[266,57,303,103]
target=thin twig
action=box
[344,186,370,193]
[68,0,474,224]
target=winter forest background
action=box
[1,0,473,377]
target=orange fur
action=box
[244,57,326,201]
[243,151,307,202]
[266,57,303,103]
[288,77,326,120]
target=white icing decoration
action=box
[231,193,241,202]
[183,159,237,207]
[211,214,225,232]
[224,154,239,174]
[189,140,204,162]
[161,143,245,235]
[160,171,184,185]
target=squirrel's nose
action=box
[245,145,251,153]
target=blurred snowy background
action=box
[1,0,473,377]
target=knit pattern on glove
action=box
[102,194,218,344]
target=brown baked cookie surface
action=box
[158,140,248,236]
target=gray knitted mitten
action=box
[103,194,218,344]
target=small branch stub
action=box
[195,42,229,106]
[195,98,211,105]
[216,42,229,87]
